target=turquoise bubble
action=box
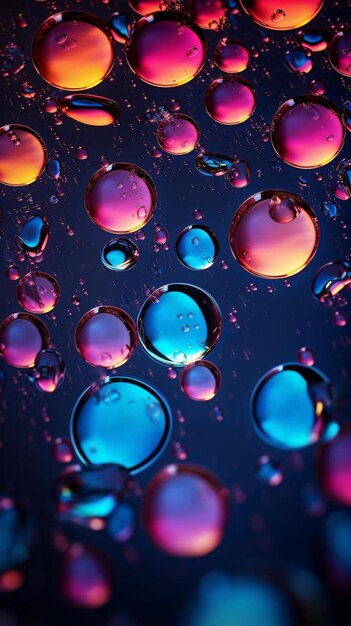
[71,376,172,474]
[101,238,139,271]
[137,283,222,366]
[251,363,333,450]
[176,225,219,270]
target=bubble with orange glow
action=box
[32,11,115,90]
[0,313,49,369]
[128,0,163,15]
[239,0,324,30]
[229,190,319,279]
[205,76,256,125]
[188,0,227,30]
[271,96,345,169]
[143,464,228,556]
[214,38,250,73]
[59,95,120,126]
[156,114,200,155]
[0,125,46,186]
[17,272,60,314]
[125,12,207,87]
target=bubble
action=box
[71,376,172,473]
[32,348,65,393]
[60,544,111,608]
[214,39,250,73]
[311,260,351,304]
[317,426,351,506]
[46,158,61,180]
[240,0,324,30]
[32,11,115,90]
[271,96,345,168]
[309,79,327,96]
[322,202,337,220]
[297,346,316,367]
[60,95,120,126]
[85,163,157,234]
[16,215,50,257]
[329,30,351,77]
[0,313,49,369]
[256,455,284,486]
[0,43,25,76]
[251,363,334,450]
[283,49,312,73]
[0,496,33,574]
[128,0,163,15]
[125,12,207,87]
[195,152,235,176]
[205,76,256,125]
[181,360,221,401]
[228,160,250,188]
[188,0,227,30]
[0,125,46,186]
[338,158,351,195]
[101,238,140,271]
[52,437,74,463]
[107,504,135,543]
[156,114,200,155]
[137,283,222,366]
[143,464,228,556]
[75,306,137,369]
[17,272,60,314]
[229,190,319,279]
[176,225,219,271]
[107,12,136,44]
[296,29,328,52]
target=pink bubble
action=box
[128,0,163,15]
[317,426,351,506]
[297,346,316,366]
[85,163,157,234]
[143,464,229,556]
[0,312,49,368]
[17,271,60,314]
[75,306,137,368]
[60,544,112,608]
[156,114,200,155]
[181,360,221,401]
[205,76,256,125]
[329,30,351,77]
[188,0,227,30]
[52,437,74,463]
[214,38,250,73]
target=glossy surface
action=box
[156,114,200,155]
[240,0,324,30]
[205,76,256,125]
[214,39,250,73]
[329,31,351,77]
[180,360,221,401]
[17,272,60,314]
[0,313,49,369]
[101,238,140,271]
[0,125,46,186]
[60,94,120,126]
[175,225,219,270]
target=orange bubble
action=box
[240,0,324,30]
[59,95,120,126]
[0,125,46,186]
[229,190,320,279]
[188,0,227,30]
[129,0,163,15]
[32,11,115,90]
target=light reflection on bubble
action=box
[175,225,219,270]
[156,114,200,155]
[205,76,256,125]
[0,125,46,186]
[101,238,140,271]
[181,360,221,401]
[311,260,351,304]
[0,313,49,369]
[329,30,351,77]
[188,0,227,30]
[60,94,120,126]
[17,272,60,314]
[239,0,324,30]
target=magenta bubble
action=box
[0,312,49,368]
[317,426,351,506]
[17,271,60,314]
[181,360,221,401]
[329,30,351,77]
[205,76,256,125]
[214,38,250,73]
[60,543,112,608]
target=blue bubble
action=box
[195,153,235,177]
[137,283,222,366]
[322,202,337,221]
[176,225,219,271]
[312,260,351,304]
[45,158,61,180]
[71,376,172,474]
[251,363,333,450]
[101,238,139,271]
[16,215,50,257]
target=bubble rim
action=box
[101,237,140,271]
[180,359,222,401]
[0,124,47,187]
[328,30,351,77]
[175,224,220,270]
[16,214,50,256]
[17,271,61,314]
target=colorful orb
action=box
[128,0,163,15]
[329,31,351,77]
[251,363,334,450]
[143,464,229,556]
[59,94,120,126]
[101,238,140,271]
[17,272,60,314]
[137,283,222,366]
[32,11,115,90]
[71,376,172,473]
[176,225,219,270]
[0,313,49,369]
[32,348,65,393]
[312,260,351,304]
[52,437,74,463]
[0,125,46,186]
[271,96,345,169]
[297,346,316,367]
[256,455,284,486]
[205,76,256,125]
[214,38,250,73]
[317,426,351,506]
[180,360,221,401]
[156,114,200,155]
[188,0,227,30]
[60,544,111,608]
[229,190,319,279]
[75,306,137,369]
[85,163,157,234]
[239,0,324,30]
[16,215,50,257]
[125,12,207,87]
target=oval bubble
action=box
[32,348,65,393]
[85,162,157,234]
[229,190,319,278]
[312,260,351,304]
[181,360,221,401]
[176,225,219,270]
[329,30,351,77]
[188,0,227,30]
[16,215,50,257]
[0,125,46,186]
[271,96,345,169]
[60,544,111,608]
[17,272,60,314]
[32,11,115,90]
[71,376,172,473]
[317,426,351,506]
[251,363,334,450]
[205,76,256,125]
[296,29,328,52]
[101,238,140,271]
[137,283,222,366]
[156,114,200,155]
[143,464,229,556]
[125,12,207,87]
[75,306,137,369]
[214,38,250,73]
[0,313,49,369]
[60,94,120,126]
[239,0,324,30]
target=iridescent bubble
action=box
[60,95,120,126]
[107,503,135,543]
[309,79,327,96]
[85,163,157,234]
[143,464,229,556]
[125,12,207,87]
[214,39,250,73]
[205,76,256,125]
[46,158,61,180]
[16,215,50,257]
[137,283,222,365]
[32,348,65,393]
[229,190,319,279]
[271,96,345,168]
[101,238,140,271]
[75,306,137,369]
[128,0,162,15]
[71,376,172,473]
[0,313,49,369]
[239,0,324,30]
[251,363,334,449]
[296,29,328,52]
[52,437,74,463]
[181,360,221,401]
[32,11,115,90]
[176,225,219,271]
[107,11,136,44]
[283,49,312,73]
[228,159,250,188]
[17,272,60,314]
[256,455,284,486]
[0,496,33,574]
[297,346,316,367]
[0,125,46,186]
[156,114,200,155]
[60,544,111,608]
[317,426,351,506]
[322,202,337,220]
[311,260,351,304]
[195,152,235,176]
[329,30,351,77]
[188,0,227,30]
